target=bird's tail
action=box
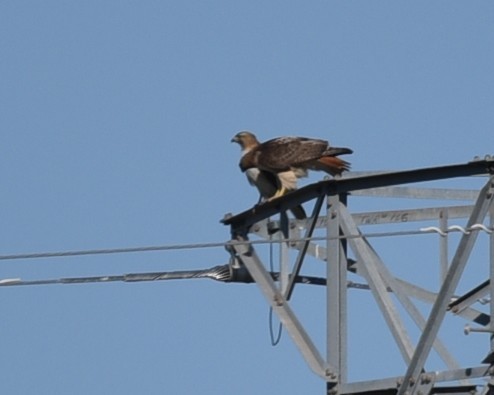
[310,156,351,176]
[309,146,352,176]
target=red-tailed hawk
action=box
[231,131,353,218]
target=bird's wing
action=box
[257,137,329,171]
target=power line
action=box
[0,241,229,261]
[0,224,491,262]
[0,265,232,286]
[0,264,372,290]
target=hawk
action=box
[231,131,353,218]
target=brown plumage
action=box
[231,131,353,218]
[240,135,352,175]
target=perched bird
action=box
[231,131,353,218]
[231,131,307,219]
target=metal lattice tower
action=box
[222,158,494,395]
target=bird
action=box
[231,131,353,218]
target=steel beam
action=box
[284,194,325,300]
[392,278,489,326]
[350,186,479,200]
[489,204,494,359]
[340,364,489,394]
[327,194,348,387]
[448,280,490,315]
[251,206,477,244]
[439,209,449,283]
[279,210,290,295]
[256,205,475,234]
[222,159,494,229]
[353,205,473,226]
[398,176,494,395]
[434,364,490,382]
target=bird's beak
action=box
[231,135,239,143]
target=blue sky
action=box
[1,2,493,394]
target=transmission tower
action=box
[222,158,494,395]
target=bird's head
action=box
[231,131,260,150]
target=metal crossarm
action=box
[222,159,494,230]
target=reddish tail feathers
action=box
[314,156,351,176]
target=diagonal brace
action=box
[230,232,335,381]
[339,205,416,364]
[284,194,325,300]
[339,204,462,373]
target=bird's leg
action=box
[266,186,287,202]
[274,186,287,198]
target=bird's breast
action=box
[245,168,260,185]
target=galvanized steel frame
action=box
[224,159,494,395]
